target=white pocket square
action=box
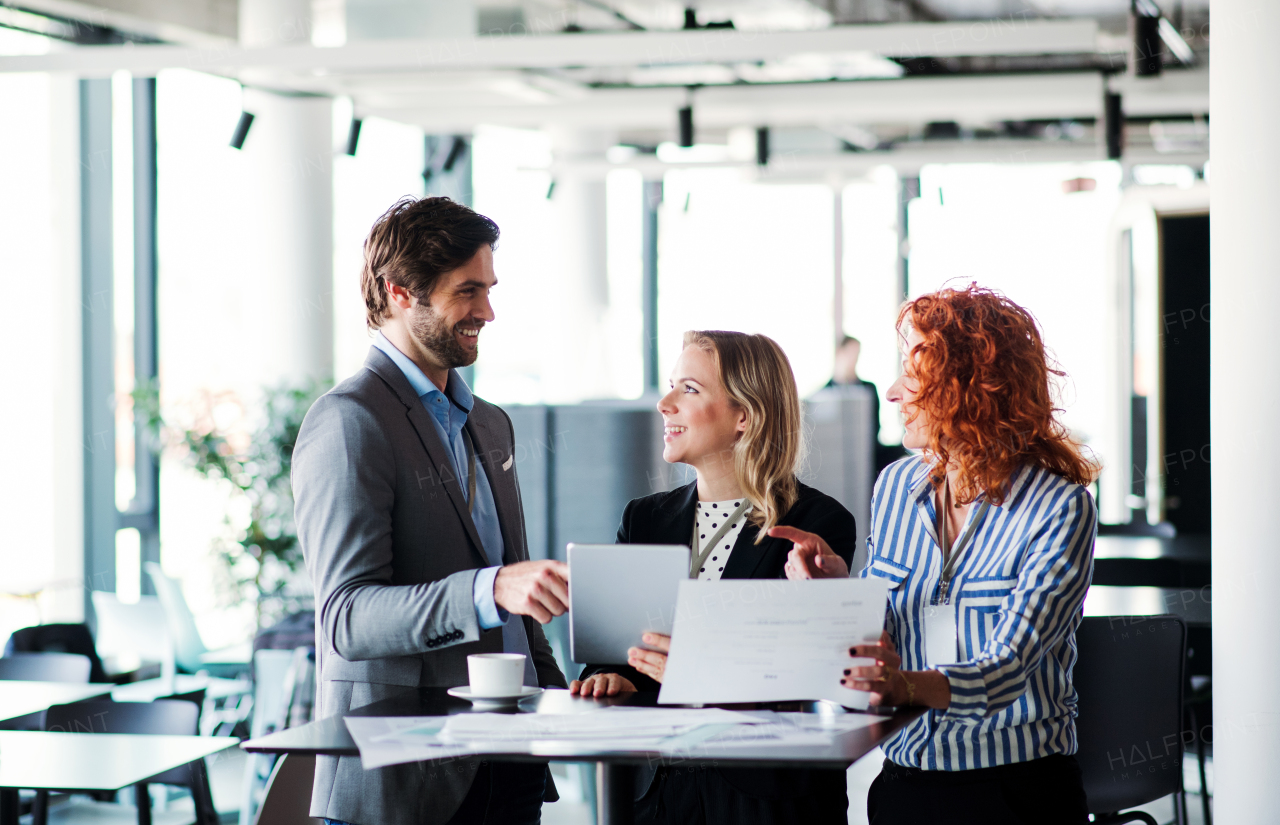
[502,455,513,471]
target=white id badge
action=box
[923,604,958,667]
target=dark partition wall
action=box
[802,386,876,574]
[1160,214,1211,535]
[504,405,553,561]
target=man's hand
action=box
[493,560,569,624]
[569,673,638,697]
[769,526,850,579]
[627,633,670,684]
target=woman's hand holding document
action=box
[657,578,890,709]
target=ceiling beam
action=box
[0,18,1101,76]
[10,0,236,46]
[539,142,1210,183]
[348,71,1209,133]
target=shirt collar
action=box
[373,330,473,411]
[906,453,1030,510]
[993,464,1033,510]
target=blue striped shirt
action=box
[860,455,1097,771]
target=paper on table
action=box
[345,716,478,770]
[657,578,889,708]
[346,708,881,768]
[438,707,761,744]
[661,711,885,750]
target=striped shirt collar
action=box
[905,456,1034,511]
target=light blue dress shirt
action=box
[372,333,536,685]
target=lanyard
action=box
[689,499,751,578]
[933,482,989,605]
[462,429,478,515]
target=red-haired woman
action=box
[776,285,1098,825]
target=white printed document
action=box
[437,707,761,744]
[657,578,889,708]
[345,716,478,769]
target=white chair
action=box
[143,563,251,677]
[91,592,176,680]
[239,649,295,825]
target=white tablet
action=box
[567,543,691,665]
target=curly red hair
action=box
[898,284,1098,504]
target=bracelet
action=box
[897,670,916,706]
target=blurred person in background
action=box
[570,330,858,825]
[826,334,881,432]
[824,334,905,472]
[294,197,569,825]
[782,285,1098,825]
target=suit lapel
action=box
[466,410,523,565]
[721,521,773,579]
[649,482,699,547]
[364,348,488,568]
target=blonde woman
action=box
[569,330,858,825]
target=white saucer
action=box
[448,686,543,706]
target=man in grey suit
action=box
[294,196,570,825]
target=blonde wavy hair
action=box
[682,330,803,543]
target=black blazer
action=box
[580,478,858,692]
[578,479,858,814]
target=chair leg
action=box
[1188,701,1212,825]
[135,782,152,825]
[1196,730,1211,824]
[30,790,48,825]
[1174,790,1188,825]
[188,759,220,825]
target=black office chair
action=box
[1183,625,1213,825]
[1074,615,1187,825]
[34,699,219,825]
[0,652,92,682]
[4,623,111,683]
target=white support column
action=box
[831,176,844,345]
[1210,1,1280,820]
[238,0,334,386]
[545,128,615,401]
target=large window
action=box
[908,162,1124,465]
[155,70,426,643]
[0,29,82,643]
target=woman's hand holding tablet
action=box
[626,633,671,683]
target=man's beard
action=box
[410,304,479,369]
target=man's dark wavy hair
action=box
[360,196,499,328]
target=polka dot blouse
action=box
[694,500,751,581]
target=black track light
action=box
[229,111,254,150]
[1131,0,1163,77]
[442,136,468,172]
[1104,92,1124,161]
[345,118,363,156]
[678,106,694,148]
[756,127,770,167]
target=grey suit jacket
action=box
[294,347,566,825]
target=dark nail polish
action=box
[848,647,857,656]
[843,669,851,675]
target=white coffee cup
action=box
[467,653,526,697]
